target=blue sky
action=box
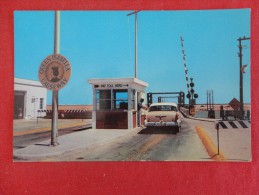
[14,9,251,105]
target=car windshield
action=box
[149,105,177,112]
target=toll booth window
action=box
[40,98,44,109]
[130,89,135,110]
[96,90,112,110]
[113,89,128,110]
[96,89,129,110]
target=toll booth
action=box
[88,78,148,130]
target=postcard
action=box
[13,10,251,162]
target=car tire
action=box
[175,126,180,133]
[177,122,181,132]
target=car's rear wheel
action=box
[175,126,180,133]
[177,123,181,132]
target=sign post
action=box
[229,98,240,110]
[38,54,71,145]
[229,98,241,119]
[52,11,60,146]
[215,122,220,155]
[38,11,71,146]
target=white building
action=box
[14,78,47,119]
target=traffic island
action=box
[195,126,226,161]
[13,127,143,161]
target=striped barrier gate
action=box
[216,120,250,129]
[44,109,92,119]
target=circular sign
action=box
[38,54,71,91]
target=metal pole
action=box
[215,122,220,155]
[212,90,214,110]
[238,36,250,120]
[54,11,60,54]
[51,10,60,146]
[127,11,139,79]
[239,38,244,119]
[217,128,219,155]
[206,90,208,111]
[209,90,211,109]
[135,11,138,78]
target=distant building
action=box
[14,78,47,119]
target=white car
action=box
[144,102,182,131]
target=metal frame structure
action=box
[147,92,185,107]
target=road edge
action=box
[195,126,226,161]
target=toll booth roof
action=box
[88,77,148,88]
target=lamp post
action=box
[127,11,140,78]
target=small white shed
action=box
[14,78,47,119]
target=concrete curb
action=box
[186,115,218,123]
[180,110,218,122]
[195,126,226,161]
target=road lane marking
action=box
[195,126,226,161]
[13,122,86,136]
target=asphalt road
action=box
[13,116,251,162]
[13,124,90,150]
[43,118,210,161]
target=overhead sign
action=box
[38,54,71,91]
[94,83,129,88]
[229,98,240,110]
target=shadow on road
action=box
[138,127,179,134]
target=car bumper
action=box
[144,121,180,127]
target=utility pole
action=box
[206,90,209,111]
[206,90,214,110]
[206,90,215,118]
[51,10,60,146]
[127,11,140,78]
[212,90,214,110]
[238,36,250,120]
